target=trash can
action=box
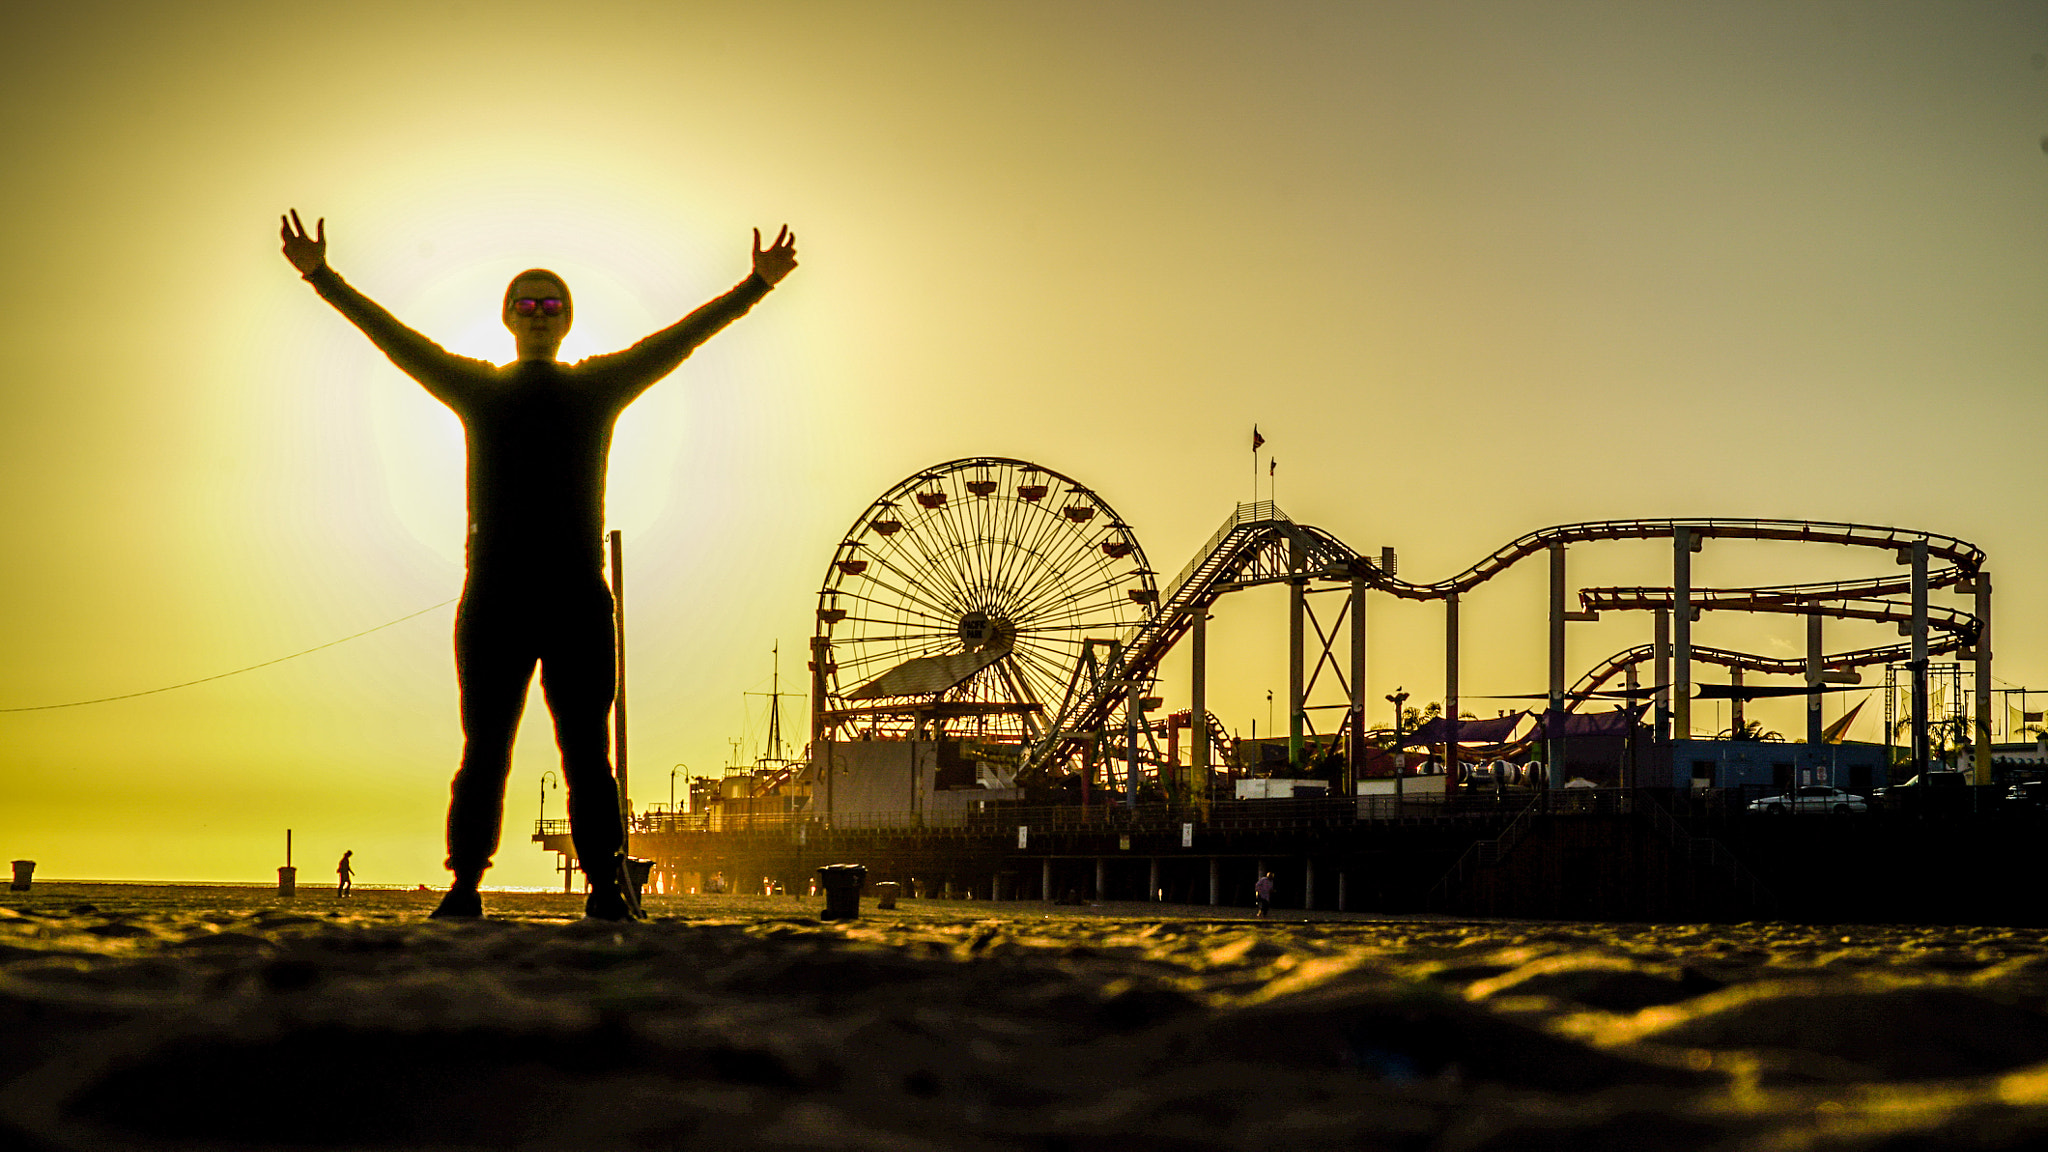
[9,860,33,892]
[625,856,654,901]
[816,863,868,921]
[277,866,297,896]
[873,881,900,910]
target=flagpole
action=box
[1249,424,1263,508]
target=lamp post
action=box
[1386,687,1409,804]
[671,764,688,819]
[539,771,558,825]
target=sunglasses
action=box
[511,297,565,317]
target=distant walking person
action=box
[336,850,354,897]
[1254,871,1274,919]
[281,210,797,921]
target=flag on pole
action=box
[1251,426,1265,452]
[1269,458,1277,477]
[1822,698,1866,744]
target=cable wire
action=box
[0,598,458,713]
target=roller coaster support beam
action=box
[1674,528,1696,739]
[1730,668,1746,734]
[1654,609,1671,743]
[1443,590,1460,795]
[1124,677,1141,810]
[1807,614,1825,748]
[1349,572,1367,797]
[1976,574,1993,785]
[810,634,833,823]
[1191,604,1209,799]
[1288,541,1306,770]
[1911,538,1930,777]
[1549,543,1566,787]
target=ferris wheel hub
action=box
[957,610,1016,653]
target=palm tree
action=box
[1719,719,1784,742]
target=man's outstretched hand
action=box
[280,209,326,276]
[752,226,797,287]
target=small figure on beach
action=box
[282,210,797,922]
[1254,872,1274,919]
[709,870,727,894]
[336,850,354,896]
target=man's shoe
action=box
[583,884,645,922]
[430,887,483,919]
[583,854,648,922]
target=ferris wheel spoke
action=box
[827,586,958,628]
[1010,539,1091,621]
[833,632,939,665]
[905,475,986,606]
[834,647,939,681]
[965,469,1010,588]
[1002,501,1082,606]
[1011,572,1131,629]
[863,530,972,609]
[979,493,1061,611]
[1010,646,1081,714]
[1012,616,1137,636]
[864,506,974,613]
[1013,602,1139,649]
[1003,647,1064,701]
[1008,529,1122,622]
[1009,633,1075,673]
[939,471,997,598]
[849,557,974,623]
[833,625,962,644]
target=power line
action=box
[0,598,458,713]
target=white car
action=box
[1748,785,1868,815]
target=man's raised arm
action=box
[579,226,798,394]
[280,209,489,403]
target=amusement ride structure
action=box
[803,457,1993,814]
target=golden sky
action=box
[4,2,2046,886]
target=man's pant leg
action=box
[540,579,624,876]
[448,590,538,877]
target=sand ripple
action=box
[7,886,2048,1148]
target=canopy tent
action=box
[1402,711,1529,748]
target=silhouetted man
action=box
[336,849,353,896]
[281,210,797,920]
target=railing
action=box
[1641,795,1778,914]
[537,795,1539,843]
[1426,797,1542,910]
[1165,502,1286,607]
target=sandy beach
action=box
[8,883,2048,1150]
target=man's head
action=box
[503,269,573,361]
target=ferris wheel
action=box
[814,458,1158,743]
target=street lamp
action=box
[539,771,559,826]
[671,764,688,819]
[1386,687,1410,803]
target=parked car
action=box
[2005,780,2048,809]
[1871,771,1968,803]
[1747,785,1868,815]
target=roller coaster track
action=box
[1564,637,1967,705]
[1020,506,1985,782]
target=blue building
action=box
[1649,739,1891,795]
